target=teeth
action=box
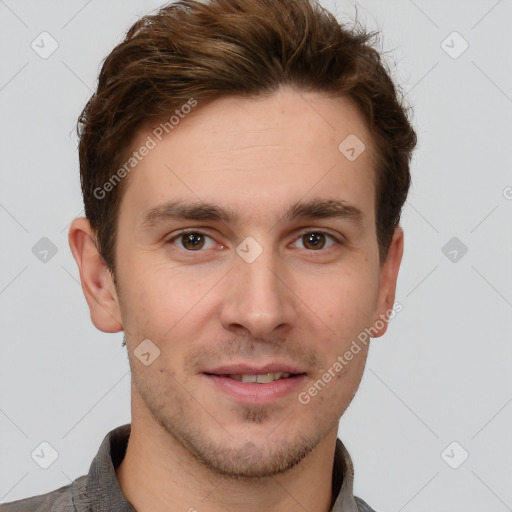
[230,372,291,383]
[254,373,275,384]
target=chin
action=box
[188,435,320,479]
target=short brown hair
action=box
[77,0,416,275]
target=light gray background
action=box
[1,0,511,510]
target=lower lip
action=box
[202,374,307,405]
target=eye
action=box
[167,230,339,252]
[168,230,218,251]
[292,231,338,251]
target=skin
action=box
[69,87,403,512]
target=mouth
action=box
[201,365,308,404]
[204,371,304,383]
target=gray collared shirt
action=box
[0,424,377,511]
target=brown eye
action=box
[293,232,337,251]
[169,231,217,251]
[303,232,326,250]
[181,233,205,250]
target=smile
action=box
[222,372,291,383]
[202,372,307,405]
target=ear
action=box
[371,227,404,338]
[68,217,123,333]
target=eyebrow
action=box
[140,198,364,229]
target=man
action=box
[0,0,416,510]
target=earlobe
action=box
[371,227,404,338]
[68,217,123,333]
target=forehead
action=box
[117,89,376,227]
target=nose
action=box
[219,245,297,340]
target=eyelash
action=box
[166,228,342,252]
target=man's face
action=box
[109,88,400,477]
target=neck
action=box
[116,404,338,512]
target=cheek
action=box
[119,263,216,342]
[319,266,380,333]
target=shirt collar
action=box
[73,424,136,512]
[73,423,360,512]
[331,437,361,512]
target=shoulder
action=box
[355,496,378,512]
[0,476,85,512]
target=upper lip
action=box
[203,363,307,375]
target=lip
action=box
[202,373,307,405]
[202,362,307,376]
